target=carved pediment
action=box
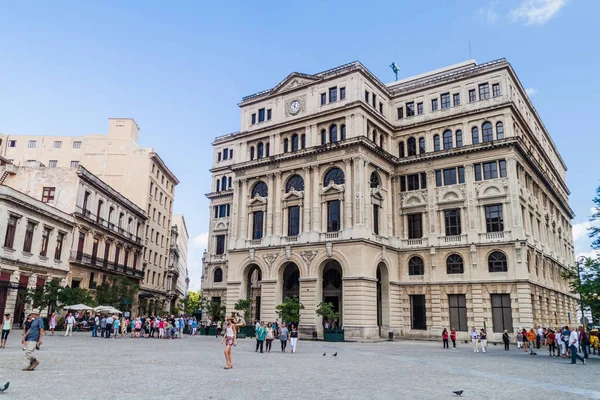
[249,195,267,205]
[370,187,384,201]
[271,72,320,95]
[321,182,345,194]
[283,189,304,201]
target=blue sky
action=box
[0,0,597,290]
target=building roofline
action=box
[173,214,189,238]
[150,152,180,185]
[0,185,75,226]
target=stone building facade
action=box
[0,118,180,313]
[202,58,577,340]
[0,181,74,324]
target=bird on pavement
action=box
[323,352,326,356]
[333,352,337,357]
[452,390,463,397]
[0,382,9,393]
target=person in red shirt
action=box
[450,328,457,349]
[546,329,556,356]
[442,328,449,349]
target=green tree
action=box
[275,296,304,325]
[206,300,225,322]
[234,298,252,324]
[59,287,96,308]
[95,276,138,310]
[183,291,201,314]
[563,257,600,322]
[315,301,339,328]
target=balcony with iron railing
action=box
[69,251,144,280]
[75,206,143,244]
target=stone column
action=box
[267,174,274,237]
[225,282,241,318]
[343,158,353,229]
[230,179,239,243]
[303,166,311,233]
[260,280,277,323]
[312,165,321,232]
[364,159,371,230]
[353,157,365,225]
[470,283,484,328]
[274,172,282,237]
[386,173,393,237]
[240,179,248,242]
[26,273,37,316]
[342,278,378,338]
[430,284,442,333]
[464,164,478,242]
[516,283,534,328]
[299,278,317,335]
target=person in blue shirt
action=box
[22,309,44,371]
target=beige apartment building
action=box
[201,58,577,340]
[0,119,180,314]
[171,214,190,302]
[1,164,146,306]
[0,182,74,324]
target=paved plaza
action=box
[0,333,598,399]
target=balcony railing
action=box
[70,251,144,280]
[75,206,143,244]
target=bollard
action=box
[388,331,393,341]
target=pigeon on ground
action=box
[323,352,326,356]
[0,382,9,392]
[333,352,337,357]
[452,390,463,397]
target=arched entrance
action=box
[322,260,343,327]
[282,263,300,300]
[246,264,262,321]
[376,262,390,337]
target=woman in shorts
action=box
[49,313,57,336]
[220,317,237,369]
[134,318,142,338]
[1,313,12,348]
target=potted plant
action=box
[275,296,304,328]
[234,299,253,338]
[316,301,343,342]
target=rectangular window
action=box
[216,235,225,255]
[379,102,383,114]
[474,164,482,181]
[373,204,379,235]
[288,206,300,236]
[406,102,415,116]
[267,109,272,120]
[223,148,228,160]
[340,87,346,100]
[499,160,507,178]
[400,176,406,192]
[70,161,79,168]
[445,209,461,236]
[417,102,423,115]
[485,204,504,232]
[252,211,264,240]
[329,87,337,102]
[431,98,438,111]
[73,141,82,149]
[420,173,427,189]
[458,167,465,184]
[365,90,369,103]
[4,215,18,248]
[453,93,460,106]
[321,93,327,105]
[397,107,404,119]
[27,140,37,148]
[372,94,377,108]
[491,294,513,333]
[435,170,443,187]
[49,160,58,168]
[407,213,423,239]
[479,83,490,100]
[492,83,501,97]
[23,221,35,253]
[54,232,64,260]
[469,89,476,102]
[443,168,457,186]
[483,161,498,180]
[217,152,222,162]
[114,247,120,267]
[40,227,51,257]
[8,140,16,147]
[42,187,55,203]
[441,93,450,109]
[410,295,427,330]
[406,174,420,191]
[53,141,62,148]
[258,108,265,123]
[327,200,341,232]
[449,294,468,331]
[251,113,256,124]
[218,204,227,218]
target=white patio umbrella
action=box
[63,304,93,311]
[94,306,122,314]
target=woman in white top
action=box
[1,313,12,348]
[220,316,237,369]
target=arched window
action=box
[433,134,441,151]
[321,129,327,145]
[369,172,380,188]
[301,134,306,149]
[408,256,424,276]
[266,142,270,157]
[399,142,405,158]
[216,179,220,192]
[488,251,508,272]
[446,254,464,274]
[283,138,289,153]
[291,133,299,151]
[482,122,493,142]
[221,176,227,191]
[323,168,345,186]
[407,137,417,156]
[472,127,479,144]
[455,130,463,147]
[341,125,346,140]
[251,181,268,197]
[330,124,338,143]
[286,175,305,192]
[213,268,223,283]
[257,142,264,159]
[250,146,255,160]
[419,137,425,154]
[496,122,504,140]
[443,130,453,150]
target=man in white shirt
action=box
[537,326,544,349]
[471,327,479,352]
[92,315,100,337]
[555,329,564,357]
[105,316,114,338]
[64,313,76,337]
[568,327,585,365]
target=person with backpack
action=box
[450,328,457,349]
[527,328,537,355]
[502,330,510,351]
[546,329,556,356]
[579,326,590,359]
[442,328,449,349]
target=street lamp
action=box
[576,256,587,331]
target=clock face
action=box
[289,100,301,115]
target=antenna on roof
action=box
[468,37,472,59]
[389,62,399,81]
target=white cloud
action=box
[576,250,599,261]
[572,221,592,242]
[479,1,499,23]
[510,0,566,25]
[192,232,209,250]
[525,88,537,97]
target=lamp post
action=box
[576,256,586,331]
